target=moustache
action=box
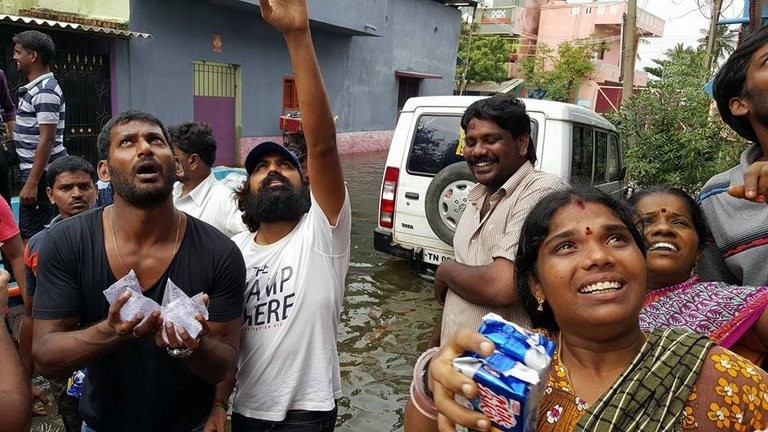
[468,156,498,166]
[132,157,163,174]
[260,172,293,189]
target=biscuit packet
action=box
[453,313,555,432]
[160,279,208,343]
[102,270,161,324]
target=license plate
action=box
[422,249,453,265]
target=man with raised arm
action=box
[204,1,350,431]
[32,110,245,432]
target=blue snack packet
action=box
[478,314,555,373]
[453,313,555,432]
[66,368,87,398]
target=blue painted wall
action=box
[122,0,460,135]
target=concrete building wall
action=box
[122,0,460,160]
[390,0,460,97]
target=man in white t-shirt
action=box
[203,1,350,431]
[170,121,247,238]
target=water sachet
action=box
[160,279,208,343]
[102,270,161,324]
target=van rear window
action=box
[407,115,465,176]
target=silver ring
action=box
[166,346,193,358]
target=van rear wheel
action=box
[424,162,475,245]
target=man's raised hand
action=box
[260,0,309,34]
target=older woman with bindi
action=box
[628,186,768,368]
[405,187,768,431]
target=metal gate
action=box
[0,26,111,191]
[193,60,238,167]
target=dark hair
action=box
[13,30,55,66]
[235,181,259,232]
[46,155,97,186]
[168,121,217,167]
[515,186,646,331]
[460,94,537,164]
[97,110,171,160]
[626,186,710,250]
[713,24,768,143]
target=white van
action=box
[373,96,625,273]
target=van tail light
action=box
[379,166,399,228]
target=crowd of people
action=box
[405,23,768,432]
[2,1,347,432]
[2,1,768,431]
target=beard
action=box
[109,157,176,208]
[243,172,311,225]
[745,86,768,129]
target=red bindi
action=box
[660,208,667,213]
[585,226,593,235]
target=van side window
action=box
[606,133,621,181]
[570,125,594,185]
[594,131,608,183]
[407,115,465,176]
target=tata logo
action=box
[401,223,414,230]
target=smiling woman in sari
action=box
[404,187,768,431]
[628,186,768,369]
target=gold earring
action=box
[536,298,544,312]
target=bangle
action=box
[410,347,439,420]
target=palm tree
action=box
[644,44,700,79]
[697,26,738,69]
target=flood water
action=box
[31,150,441,432]
[336,151,440,431]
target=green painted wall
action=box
[0,0,129,22]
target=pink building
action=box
[532,0,664,111]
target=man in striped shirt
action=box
[433,95,567,345]
[12,30,67,240]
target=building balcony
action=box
[591,60,648,87]
[541,1,664,39]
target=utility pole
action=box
[620,0,637,107]
[459,4,482,95]
[705,0,724,71]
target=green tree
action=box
[518,37,603,103]
[455,21,511,89]
[609,46,743,194]
[643,43,697,79]
[697,26,738,69]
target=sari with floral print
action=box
[536,328,768,431]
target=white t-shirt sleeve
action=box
[307,187,351,256]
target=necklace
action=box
[556,332,575,392]
[109,205,182,276]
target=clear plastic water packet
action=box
[102,270,161,324]
[453,313,556,432]
[160,279,209,344]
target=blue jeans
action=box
[232,405,337,432]
[82,423,204,432]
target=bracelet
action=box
[212,399,229,412]
[410,347,439,420]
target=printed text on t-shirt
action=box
[243,265,295,330]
